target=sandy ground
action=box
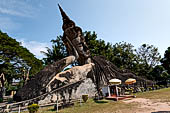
[123,98,170,113]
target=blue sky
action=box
[0,0,170,59]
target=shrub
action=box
[82,95,88,103]
[0,98,3,103]
[7,85,18,91]
[127,88,134,93]
[154,85,159,89]
[148,87,152,91]
[7,98,13,103]
[160,85,164,88]
[140,87,145,92]
[27,104,39,113]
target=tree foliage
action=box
[149,65,170,85]
[84,31,113,58]
[41,36,67,65]
[135,44,161,68]
[0,30,43,84]
[111,42,136,70]
[161,47,170,74]
[135,44,161,78]
[84,32,137,70]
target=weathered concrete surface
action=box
[71,78,97,99]
[14,56,76,101]
[38,63,96,104]
[39,78,96,105]
[46,63,94,90]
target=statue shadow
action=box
[94,100,108,104]
[47,109,56,111]
[151,111,170,113]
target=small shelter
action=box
[108,79,121,97]
[106,78,136,101]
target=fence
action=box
[0,80,84,112]
[1,98,83,113]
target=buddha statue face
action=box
[71,34,91,64]
[59,4,91,64]
[63,24,91,64]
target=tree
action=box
[149,65,164,81]
[0,30,43,86]
[84,31,113,58]
[135,44,161,68]
[135,44,161,78]
[84,32,137,70]
[111,42,137,70]
[161,47,170,74]
[41,36,67,65]
[149,65,170,85]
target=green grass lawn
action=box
[135,87,170,102]
[23,87,170,113]
[28,99,137,113]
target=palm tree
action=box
[41,36,67,65]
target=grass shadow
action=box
[47,108,56,111]
[94,100,109,104]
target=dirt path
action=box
[123,98,170,113]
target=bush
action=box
[82,95,88,103]
[0,98,3,103]
[148,87,152,91]
[126,88,133,94]
[7,98,13,103]
[27,104,39,113]
[160,85,164,88]
[140,87,145,92]
[7,85,18,91]
[154,85,159,89]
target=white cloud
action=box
[0,0,41,31]
[0,0,40,18]
[17,39,51,59]
[0,0,51,59]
